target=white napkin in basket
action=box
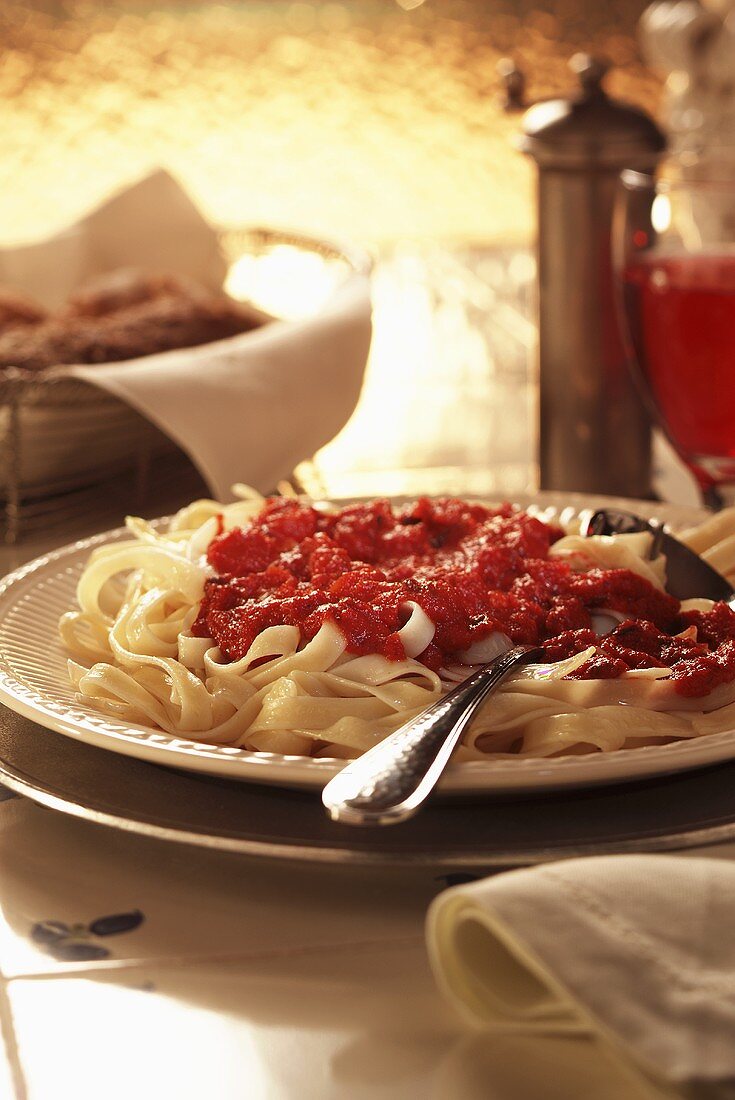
[0,169,227,308]
[0,169,372,499]
[427,854,735,1091]
[63,272,372,500]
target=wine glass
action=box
[615,160,735,508]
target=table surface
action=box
[0,245,714,1100]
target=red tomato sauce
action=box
[191,497,735,697]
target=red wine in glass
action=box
[618,169,735,506]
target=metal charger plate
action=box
[3,708,735,868]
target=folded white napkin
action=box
[427,855,735,1091]
[63,271,371,500]
[1,169,372,499]
[0,169,227,307]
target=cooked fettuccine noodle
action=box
[59,489,735,760]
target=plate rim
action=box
[2,490,734,794]
[5,761,735,866]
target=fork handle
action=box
[321,645,541,827]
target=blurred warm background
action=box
[0,1,675,513]
[1,0,659,247]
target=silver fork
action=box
[321,645,541,827]
[322,506,735,828]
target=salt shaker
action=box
[515,54,666,498]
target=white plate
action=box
[0,491,732,794]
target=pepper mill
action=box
[508,54,666,498]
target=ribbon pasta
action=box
[59,492,735,760]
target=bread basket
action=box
[0,226,370,543]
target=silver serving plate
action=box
[2,709,735,869]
